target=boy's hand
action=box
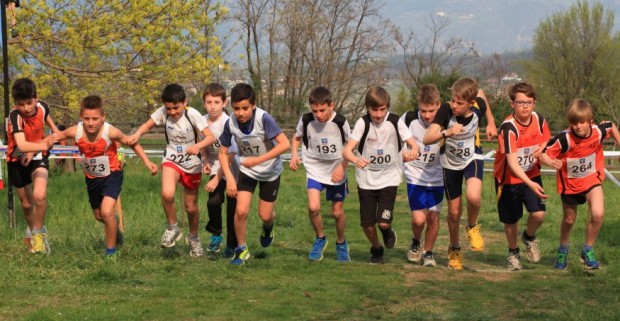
[354,157,370,169]
[186,145,200,155]
[486,124,498,141]
[226,179,238,198]
[43,134,59,148]
[331,165,345,183]
[402,149,420,162]
[449,123,464,136]
[20,152,34,167]
[549,158,563,170]
[242,156,259,168]
[527,181,548,199]
[125,134,140,145]
[205,177,219,193]
[289,154,301,171]
[145,161,158,175]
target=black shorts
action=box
[237,172,280,202]
[443,159,483,200]
[495,176,546,224]
[85,171,123,209]
[8,160,49,188]
[357,186,398,227]
[561,184,601,206]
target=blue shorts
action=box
[407,184,444,211]
[85,171,123,209]
[307,178,348,202]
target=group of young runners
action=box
[7,76,620,271]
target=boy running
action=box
[423,77,497,270]
[218,83,291,266]
[54,95,158,257]
[539,99,620,270]
[201,83,238,256]
[127,84,216,257]
[290,86,351,262]
[343,86,419,264]
[493,83,550,271]
[6,78,59,254]
[401,84,443,267]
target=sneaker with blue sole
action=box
[230,246,251,266]
[336,241,351,262]
[580,248,600,269]
[308,237,328,261]
[207,235,223,253]
[554,247,569,270]
[260,224,274,248]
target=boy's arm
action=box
[112,127,158,175]
[289,135,302,171]
[478,89,497,140]
[14,132,56,152]
[126,119,156,145]
[505,153,547,199]
[608,123,620,146]
[218,145,237,197]
[241,133,290,168]
[342,138,369,169]
[187,127,216,155]
[402,137,420,162]
[538,152,562,170]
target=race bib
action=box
[411,144,440,169]
[363,145,397,171]
[308,136,342,160]
[567,153,596,178]
[80,156,111,177]
[445,138,475,163]
[516,145,538,172]
[237,137,268,156]
[165,144,201,168]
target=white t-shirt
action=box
[203,113,229,176]
[151,106,209,174]
[294,111,350,185]
[349,113,412,189]
[401,112,443,186]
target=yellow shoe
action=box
[30,233,50,254]
[448,247,463,270]
[466,224,485,251]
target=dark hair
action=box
[81,95,103,111]
[365,86,390,109]
[309,86,332,105]
[202,83,227,102]
[509,82,536,101]
[161,84,187,104]
[12,78,37,101]
[230,83,256,105]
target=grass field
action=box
[1,157,620,320]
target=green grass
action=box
[1,158,620,320]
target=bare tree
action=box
[392,13,478,89]
[229,0,393,123]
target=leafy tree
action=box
[525,1,620,128]
[7,0,226,124]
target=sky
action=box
[382,0,620,54]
